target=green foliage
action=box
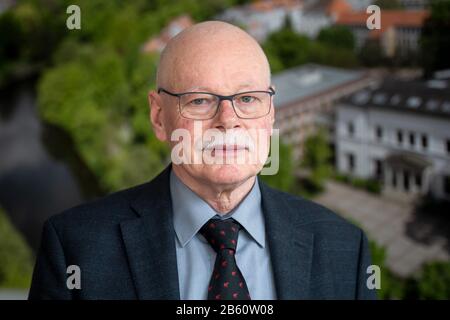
[0,11,24,61]
[358,39,386,67]
[301,130,332,192]
[38,45,169,192]
[317,25,355,50]
[0,0,70,85]
[0,207,33,288]
[334,173,381,194]
[415,261,450,299]
[420,0,450,76]
[259,142,295,193]
[263,24,358,73]
[369,240,406,299]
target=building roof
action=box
[327,0,352,17]
[337,10,429,38]
[303,0,351,15]
[249,0,302,12]
[344,78,450,118]
[385,152,431,171]
[272,63,367,107]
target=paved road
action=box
[314,181,449,277]
[0,289,28,300]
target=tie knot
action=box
[200,218,241,252]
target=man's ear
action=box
[148,90,168,142]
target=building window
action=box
[409,132,415,147]
[348,122,354,137]
[403,170,410,192]
[415,173,422,188]
[446,139,450,155]
[392,170,397,188]
[397,130,403,145]
[347,153,355,172]
[374,159,382,179]
[375,126,383,142]
[444,175,450,196]
[421,134,428,150]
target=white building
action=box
[296,0,352,37]
[336,10,429,57]
[217,0,355,42]
[273,63,375,159]
[336,78,450,200]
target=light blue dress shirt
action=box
[170,170,277,300]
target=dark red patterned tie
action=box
[199,218,251,300]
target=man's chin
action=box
[197,163,259,186]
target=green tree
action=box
[0,11,24,62]
[264,23,358,72]
[0,207,33,288]
[263,27,312,72]
[301,129,332,192]
[359,39,385,66]
[38,44,169,192]
[421,0,450,76]
[317,25,355,50]
[260,142,295,193]
[416,261,450,299]
[369,240,406,299]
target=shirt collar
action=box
[170,170,266,248]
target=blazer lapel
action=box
[259,180,315,299]
[120,165,180,300]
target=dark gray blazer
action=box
[29,165,377,300]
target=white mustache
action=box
[196,130,255,152]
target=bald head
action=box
[156,21,271,92]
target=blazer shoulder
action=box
[47,180,151,231]
[261,183,364,243]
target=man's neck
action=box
[172,166,256,215]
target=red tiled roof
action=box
[327,0,352,17]
[249,0,302,11]
[337,10,429,38]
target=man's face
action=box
[150,32,274,187]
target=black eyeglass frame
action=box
[157,86,276,120]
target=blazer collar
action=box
[121,165,180,299]
[259,179,315,300]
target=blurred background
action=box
[0,0,449,300]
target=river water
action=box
[0,79,102,251]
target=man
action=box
[29,21,377,300]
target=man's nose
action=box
[215,99,240,129]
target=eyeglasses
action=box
[157,87,275,120]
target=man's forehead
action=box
[170,61,269,91]
[181,83,263,93]
[166,62,267,91]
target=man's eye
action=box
[239,96,256,103]
[190,98,208,105]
